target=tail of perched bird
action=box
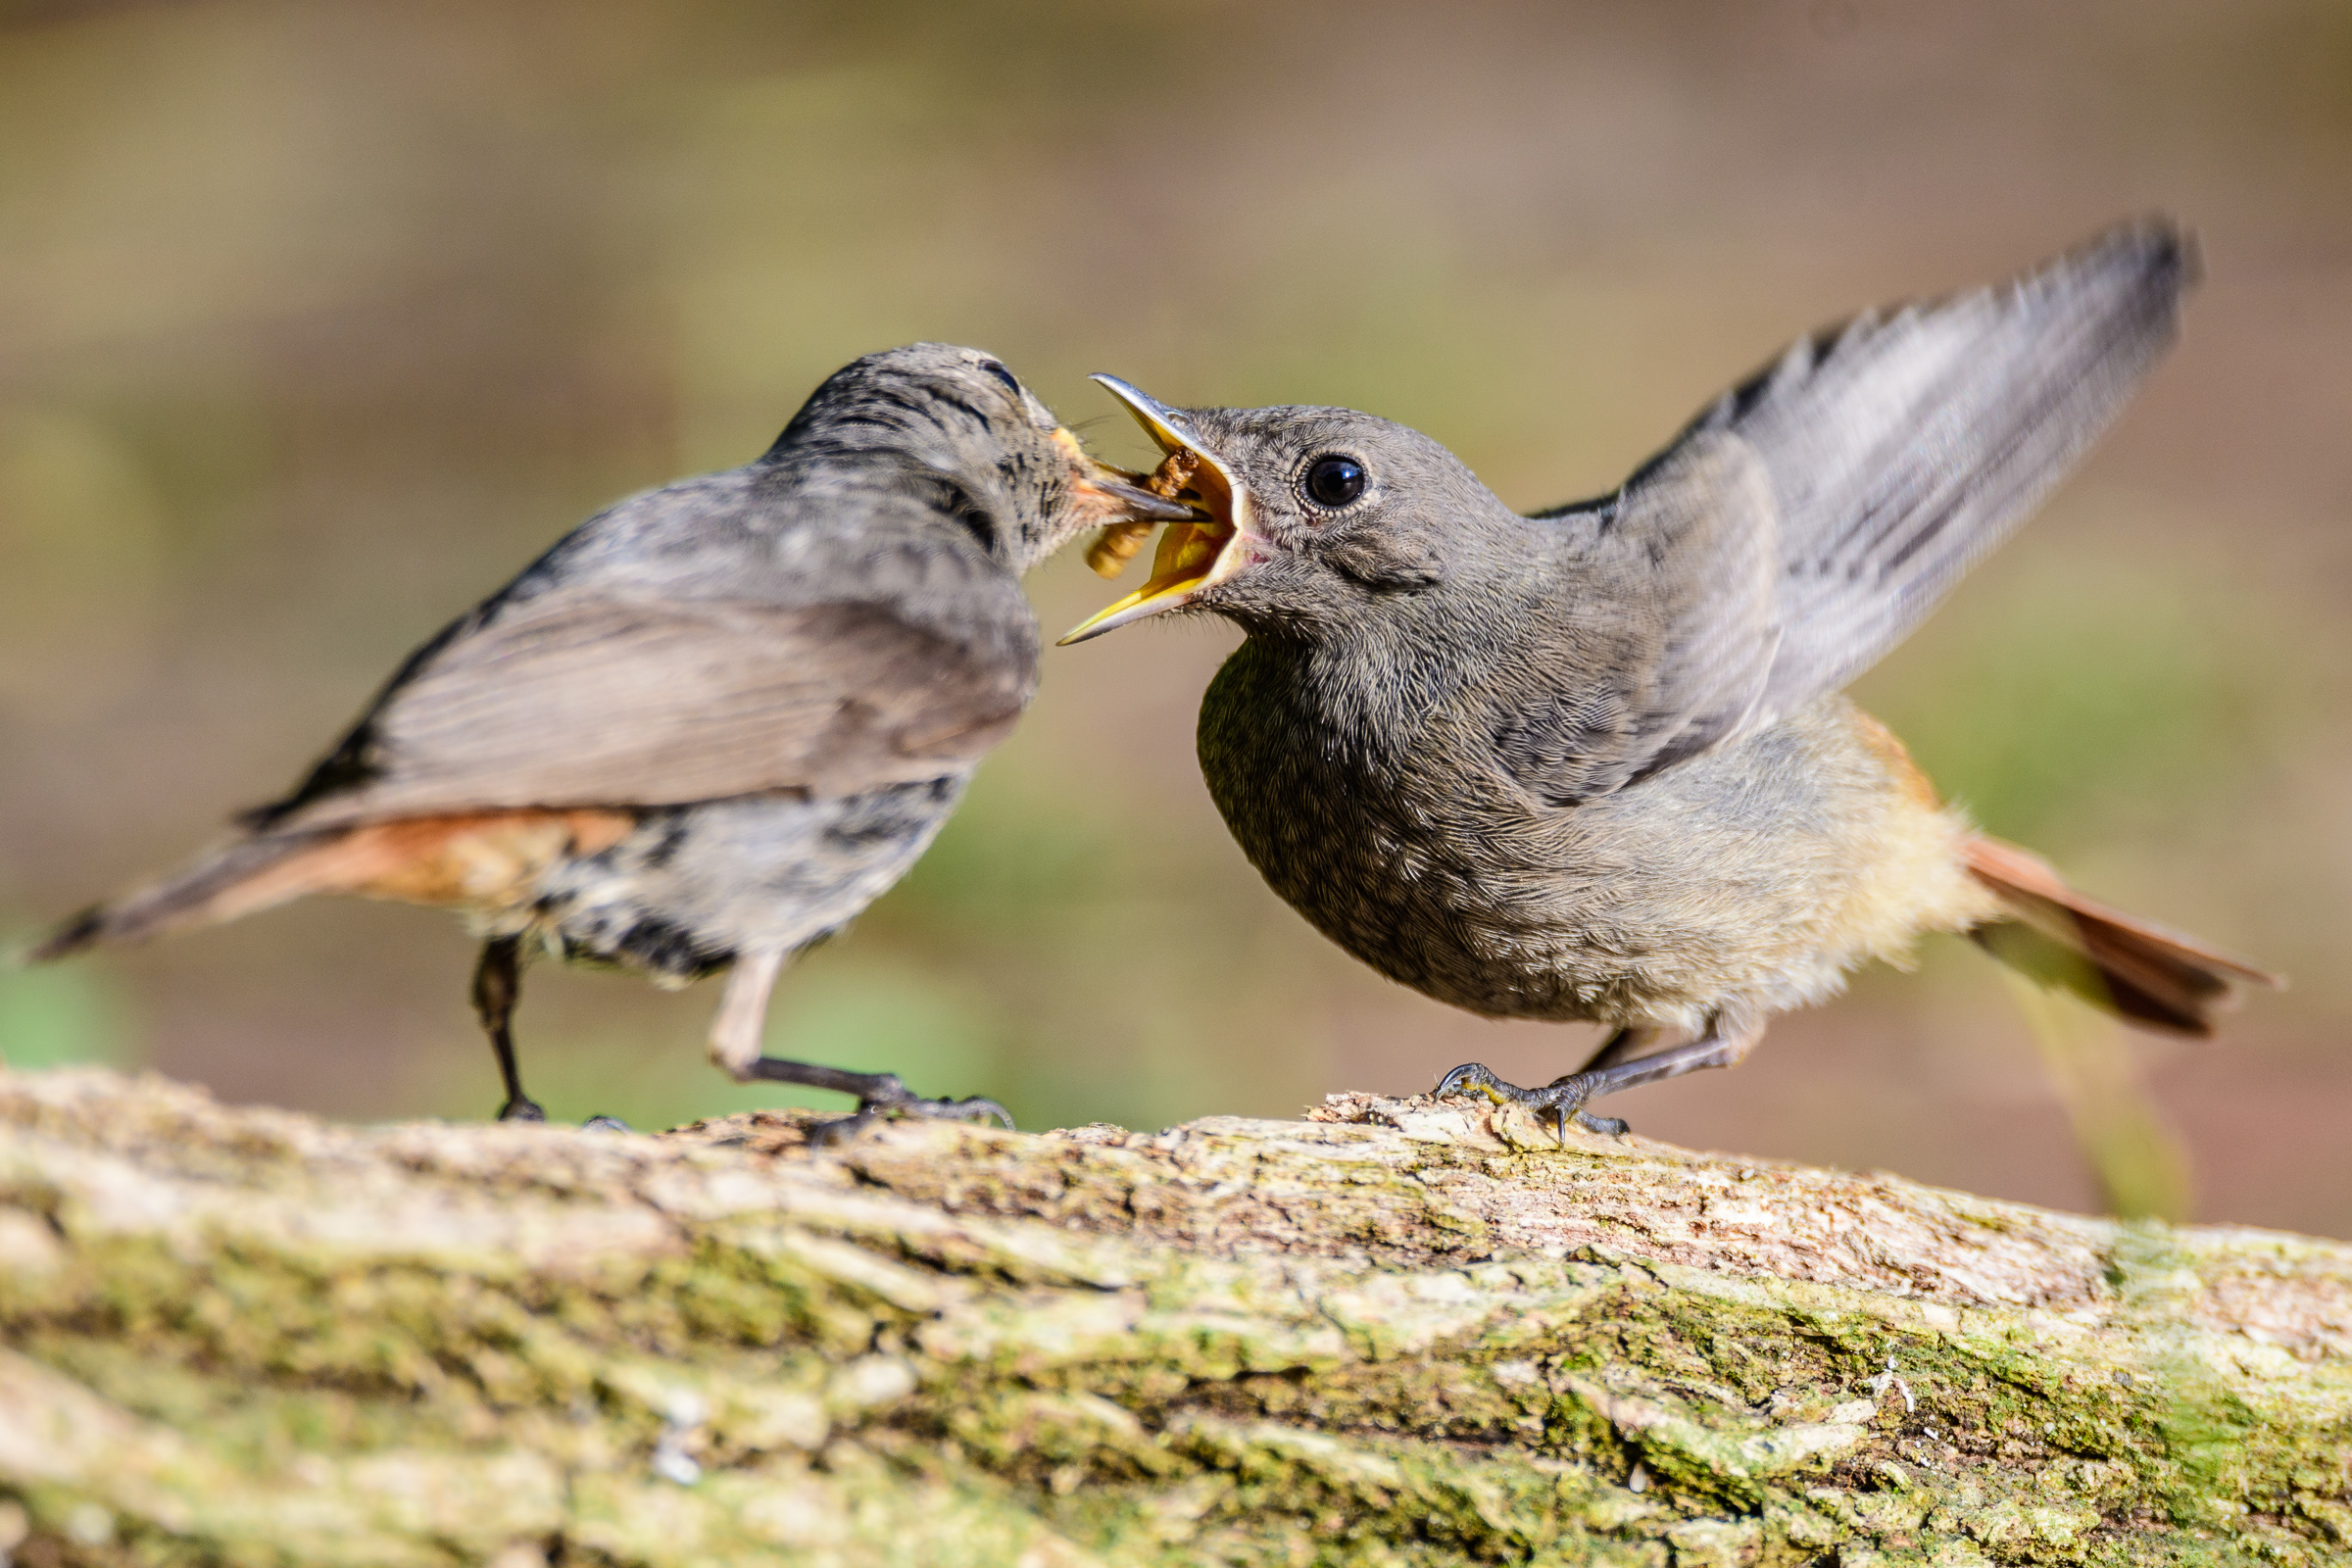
[1962,837,2280,1038]
[22,835,329,963]
[19,808,635,965]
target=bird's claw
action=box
[807,1074,1016,1148]
[1434,1060,1628,1141]
[853,1072,1014,1129]
[1434,1061,1511,1103]
[494,1102,630,1133]
[883,1093,1015,1129]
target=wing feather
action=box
[265,586,1038,830]
[1507,220,2192,800]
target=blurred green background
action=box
[1,0,2346,1233]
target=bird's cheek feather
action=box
[1321,533,1446,591]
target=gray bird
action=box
[1064,221,2278,1136]
[24,343,1188,1127]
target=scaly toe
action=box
[863,1090,1015,1130]
[928,1096,1015,1130]
[1437,1065,1630,1141]
[805,1084,1018,1146]
[1435,1061,1513,1102]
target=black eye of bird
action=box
[1303,455,1367,510]
[978,360,1023,399]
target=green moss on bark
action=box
[2,1071,2347,1567]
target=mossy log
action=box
[2,1069,2348,1567]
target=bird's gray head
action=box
[1057,377,1506,644]
[766,345,1191,575]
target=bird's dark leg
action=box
[707,947,1013,1140]
[1566,1025,1661,1077]
[470,936,545,1123]
[1437,1017,1762,1142]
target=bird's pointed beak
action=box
[1059,376,1251,646]
[1057,427,1199,523]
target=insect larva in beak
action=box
[1085,449,1203,578]
[1088,522,1153,577]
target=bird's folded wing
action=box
[1512,219,2191,800]
[260,588,1041,830]
[1493,433,1783,804]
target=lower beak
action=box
[1058,376,1249,646]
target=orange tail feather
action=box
[19,809,633,964]
[1963,837,2280,1038]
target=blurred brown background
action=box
[1,0,2345,1234]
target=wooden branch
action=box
[1,1068,2347,1567]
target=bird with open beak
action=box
[1063,221,2278,1138]
[24,343,1191,1131]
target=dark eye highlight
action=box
[1303,455,1367,509]
[978,360,1024,399]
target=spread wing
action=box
[1506,220,2192,804]
[260,584,1040,831]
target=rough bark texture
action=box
[1,1069,2348,1568]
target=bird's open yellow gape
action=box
[1064,375,1250,643]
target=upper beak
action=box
[1058,375,1250,646]
[1058,425,1198,523]
[1072,467,1198,523]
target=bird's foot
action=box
[818,1073,1015,1147]
[580,1115,632,1134]
[1433,1061,1628,1141]
[808,1092,1017,1148]
[742,1059,1015,1146]
[496,1098,548,1123]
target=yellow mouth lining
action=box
[1058,377,1245,645]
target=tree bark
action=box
[1,1068,2347,1568]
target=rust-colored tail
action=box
[18,808,634,965]
[1963,837,2280,1038]
[20,833,334,963]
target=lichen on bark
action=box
[1,1069,2347,1567]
